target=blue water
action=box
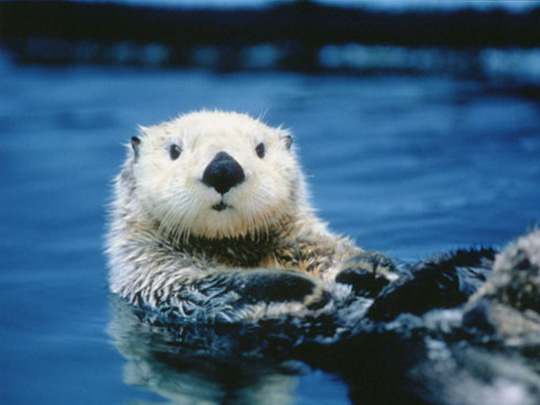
[1,51,539,404]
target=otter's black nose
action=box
[202,151,245,195]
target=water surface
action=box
[1,53,539,403]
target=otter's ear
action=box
[282,134,293,150]
[131,136,141,159]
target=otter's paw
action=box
[366,248,494,322]
[335,251,399,298]
[233,269,330,310]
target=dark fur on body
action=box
[111,231,540,405]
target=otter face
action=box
[130,111,304,239]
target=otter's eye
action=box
[169,144,182,160]
[255,142,265,158]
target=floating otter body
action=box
[108,230,540,405]
[107,111,539,404]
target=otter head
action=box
[129,111,307,239]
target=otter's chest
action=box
[182,237,281,269]
[182,237,339,276]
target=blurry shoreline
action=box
[1,1,540,96]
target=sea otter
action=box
[106,110,396,322]
[106,110,540,405]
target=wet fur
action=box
[110,231,540,405]
[107,111,363,320]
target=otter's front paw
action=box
[335,251,399,298]
[234,269,329,310]
[366,248,494,322]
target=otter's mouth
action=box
[212,201,230,211]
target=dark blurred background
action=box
[2,0,540,86]
[1,1,539,404]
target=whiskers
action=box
[149,185,295,247]
[153,192,195,246]
[239,187,294,242]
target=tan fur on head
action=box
[131,110,308,240]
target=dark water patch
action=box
[2,1,540,49]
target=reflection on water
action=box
[108,296,418,405]
[7,38,540,89]
[108,297,334,405]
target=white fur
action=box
[134,110,310,239]
[107,110,361,310]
